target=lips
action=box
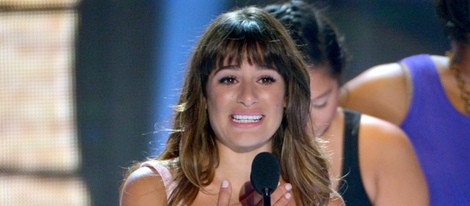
[232,114,264,123]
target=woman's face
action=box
[308,66,340,137]
[206,60,286,153]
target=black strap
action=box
[338,109,372,206]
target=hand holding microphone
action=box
[250,152,280,206]
[217,152,292,206]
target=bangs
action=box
[202,15,290,74]
[213,36,276,69]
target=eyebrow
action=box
[312,88,333,100]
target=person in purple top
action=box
[341,0,470,205]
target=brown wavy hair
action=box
[153,6,332,206]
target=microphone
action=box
[250,152,280,206]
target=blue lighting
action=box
[151,1,227,156]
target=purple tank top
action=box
[400,54,470,205]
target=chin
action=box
[229,141,270,153]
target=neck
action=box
[214,146,268,191]
[450,41,470,114]
[451,41,470,78]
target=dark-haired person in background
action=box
[341,0,470,205]
[120,6,338,206]
[265,1,428,205]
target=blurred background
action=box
[0,0,447,205]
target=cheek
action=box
[313,108,333,124]
[206,91,229,132]
[273,92,286,108]
[207,91,228,114]
[206,82,230,107]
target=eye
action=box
[258,75,276,84]
[218,76,237,85]
[311,88,333,109]
[311,100,327,109]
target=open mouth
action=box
[232,114,264,123]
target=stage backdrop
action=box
[0,0,88,205]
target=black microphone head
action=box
[250,152,281,195]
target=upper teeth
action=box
[233,115,263,123]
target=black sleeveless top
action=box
[337,109,372,206]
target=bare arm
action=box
[120,167,167,206]
[340,63,410,126]
[359,115,429,206]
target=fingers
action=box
[239,183,261,205]
[225,181,293,206]
[217,180,232,206]
[271,183,292,206]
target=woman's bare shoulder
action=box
[359,114,408,143]
[355,63,404,79]
[431,54,450,72]
[340,63,408,125]
[357,113,417,168]
[357,114,429,205]
[120,163,167,206]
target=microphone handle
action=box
[263,188,271,206]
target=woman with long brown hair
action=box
[120,6,335,206]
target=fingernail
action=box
[285,183,292,191]
[285,193,291,200]
[222,180,229,188]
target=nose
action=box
[237,82,258,107]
